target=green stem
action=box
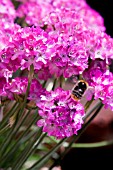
[0,124,10,135]
[0,65,34,156]
[27,138,66,170]
[72,139,113,148]
[0,103,23,157]
[18,64,34,117]
[42,80,47,88]
[59,75,64,88]
[19,126,40,144]
[0,102,18,130]
[0,109,39,164]
[84,96,94,112]
[0,109,29,157]
[83,100,102,121]
[52,78,57,90]
[12,128,43,170]
[16,133,47,170]
[0,110,30,160]
[0,68,33,147]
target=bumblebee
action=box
[71,80,88,101]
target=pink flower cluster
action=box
[16,0,105,31]
[0,0,113,138]
[84,63,113,111]
[0,0,16,22]
[37,88,85,139]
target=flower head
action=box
[94,70,113,111]
[16,0,105,31]
[0,26,50,73]
[83,59,107,86]
[37,88,85,139]
[0,0,16,22]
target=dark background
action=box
[61,1,113,169]
[86,0,113,37]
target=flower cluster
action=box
[84,69,113,111]
[0,22,20,50]
[37,88,85,138]
[1,0,113,138]
[94,70,113,110]
[16,0,105,31]
[83,59,107,86]
[0,0,16,22]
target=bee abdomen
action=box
[72,90,82,99]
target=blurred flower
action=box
[40,166,61,170]
[16,0,105,31]
[0,0,16,22]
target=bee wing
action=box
[85,86,95,101]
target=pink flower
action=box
[16,0,53,26]
[35,66,52,80]
[0,0,16,22]
[4,77,28,99]
[28,79,46,103]
[83,59,107,86]
[0,26,50,72]
[94,70,113,111]
[16,0,105,31]
[37,88,85,139]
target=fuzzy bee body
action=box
[71,80,88,101]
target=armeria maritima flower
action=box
[16,0,105,31]
[0,0,16,22]
[37,88,85,139]
[94,70,113,111]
